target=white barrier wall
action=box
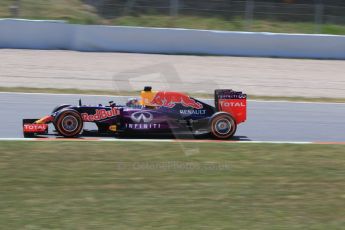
[0,19,73,50]
[1,19,345,59]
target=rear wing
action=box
[215,89,247,124]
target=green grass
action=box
[0,1,344,34]
[0,0,101,24]
[112,15,345,35]
[0,141,344,229]
[1,86,345,103]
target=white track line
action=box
[0,92,344,105]
[0,91,128,98]
[0,138,337,144]
[1,138,344,144]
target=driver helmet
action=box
[126,98,140,107]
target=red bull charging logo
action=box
[151,92,203,109]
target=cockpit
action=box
[125,86,156,109]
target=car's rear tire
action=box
[54,109,83,138]
[209,113,237,140]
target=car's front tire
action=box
[52,104,71,113]
[54,109,83,138]
[209,113,237,139]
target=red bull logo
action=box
[81,108,120,122]
[151,92,203,109]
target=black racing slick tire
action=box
[209,113,237,140]
[54,109,83,138]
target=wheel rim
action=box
[214,119,232,135]
[61,115,79,132]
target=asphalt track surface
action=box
[1,92,345,142]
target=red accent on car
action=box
[35,115,54,124]
[151,91,203,109]
[218,99,247,124]
[23,124,48,133]
[81,108,120,122]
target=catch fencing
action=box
[5,0,345,33]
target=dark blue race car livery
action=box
[23,87,247,140]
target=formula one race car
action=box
[23,87,247,139]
